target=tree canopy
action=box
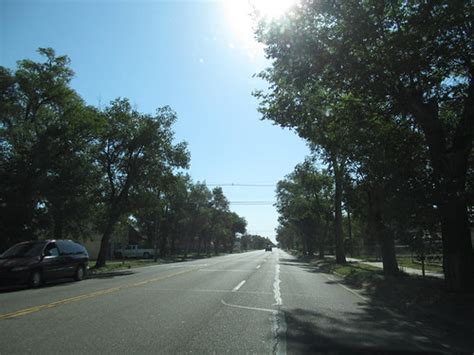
[255,0,473,290]
[0,48,249,265]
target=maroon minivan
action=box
[0,240,89,288]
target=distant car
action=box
[114,244,156,259]
[265,245,273,252]
[0,240,89,288]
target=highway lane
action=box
[0,249,470,353]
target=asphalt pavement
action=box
[0,249,471,354]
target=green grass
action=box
[87,252,231,274]
[88,259,162,274]
[310,259,385,288]
[334,262,381,276]
[396,256,443,273]
[351,254,443,273]
[332,262,385,288]
[315,258,447,310]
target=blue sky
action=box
[1,0,309,241]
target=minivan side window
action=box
[57,240,86,255]
[57,240,75,255]
[71,242,87,255]
[44,243,59,257]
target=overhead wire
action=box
[229,201,275,205]
[207,183,276,187]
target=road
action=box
[0,249,470,354]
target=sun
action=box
[224,0,297,58]
[249,0,298,20]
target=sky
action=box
[0,0,309,241]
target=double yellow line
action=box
[0,267,197,320]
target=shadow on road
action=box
[279,255,474,353]
[0,270,136,293]
[0,277,86,294]
[283,307,446,354]
[279,257,310,265]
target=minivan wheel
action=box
[143,252,150,259]
[29,270,43,288]
[74,265,85,281]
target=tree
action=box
[95,99,189,267]
[256,82,351,263]
[0,48,99,248]
[255,1,473,290]
[225,212,247,253]
[208,187,230,255]
[275,158,334,257]
[241,234,274,250]
[133,171,184,260]
[186,182,213,256]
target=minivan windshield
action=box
[0,242,46,259]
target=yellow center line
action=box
[0,267,198,320]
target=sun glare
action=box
[250,0,297,19]
[224,0,297,59]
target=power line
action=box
[229,201,275,205]
[207,183,276,187]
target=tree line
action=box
[0,48,249,267]
[254,0,473,291]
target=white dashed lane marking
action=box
[232,280,246,292]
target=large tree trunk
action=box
[159,232,167,257]
[347,205,353,257]
[52,206,63,240]
[305,228,314,256]
[96,226,112,268]
[170,233,176,255]
[213,239,219,255]
[95,212,120,268]
[407,92,473,291]
[206,238,211,256]
[319,219,328,258]
[153,214,161,262]
[333,163,346,264]
[439,185,473,291]
[197,236,202,256]
[367,188,399,276]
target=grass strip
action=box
[87,252,230,274]
[396,256,443,273]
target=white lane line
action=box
[144,288,273,295]
[256,265,261,269]
[272,254,287,355]
[232,280,246,292]
[198,269,269,273]
[273,264,282,306]
[221,299,276,313]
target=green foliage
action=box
[240,234,273,251]
[0,48,99,247]
[275,157,334,255]
[254,0,473,289]
[0,49,247,265]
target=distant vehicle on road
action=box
[265,245,273,252]
[0,240,89,288]
[114,245,156,259]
